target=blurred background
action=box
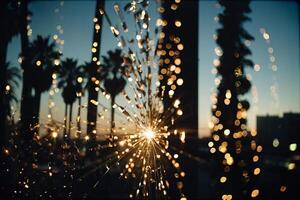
[0,0,299,199]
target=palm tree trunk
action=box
[160,0,199,136]
[20,0,34,139]
[64,104,68,138]
[0,96,8,148]
[33,90,42,133]
[77,97,81,138]
[0,39,8,63]
[87,0,104,138]
[68,103,73,138]
[0,1,9,139]
[110,96,115,137]
[0,24,8,148]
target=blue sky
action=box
[7,1,300,138]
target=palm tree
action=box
[0,62,21,146]
[158,0,199,137]
[101,49,127,137]
[58,58,80,138]
[27,35,60,128]
[74,65,87,139]
[77,61,102,140]
[0,0,21,69]
[19,0,33,139]
[0,62,20,108]
[0,0,22,148]
[87,0,105,137]
[211,0,256,198]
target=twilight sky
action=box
[7,1,300,138]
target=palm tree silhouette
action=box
[87,0,104,138]
[0,0,21,68]
[0,62,21,145]
[27,35,60,128]
[0,0,22,147]
[81,61,102,154]
[58,58,80,138]
[101,49,127,138]
[212,0,256,198]
[19,0,33,140]
[0,62,20,106]
[74,65,87,139]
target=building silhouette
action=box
[257,112,300,154]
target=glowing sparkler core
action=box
[142,129,155,140]
[52,131,58,138]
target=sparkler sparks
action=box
[76,0,187,196]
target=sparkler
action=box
[78,1,189,197]
[73,1,186,198]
